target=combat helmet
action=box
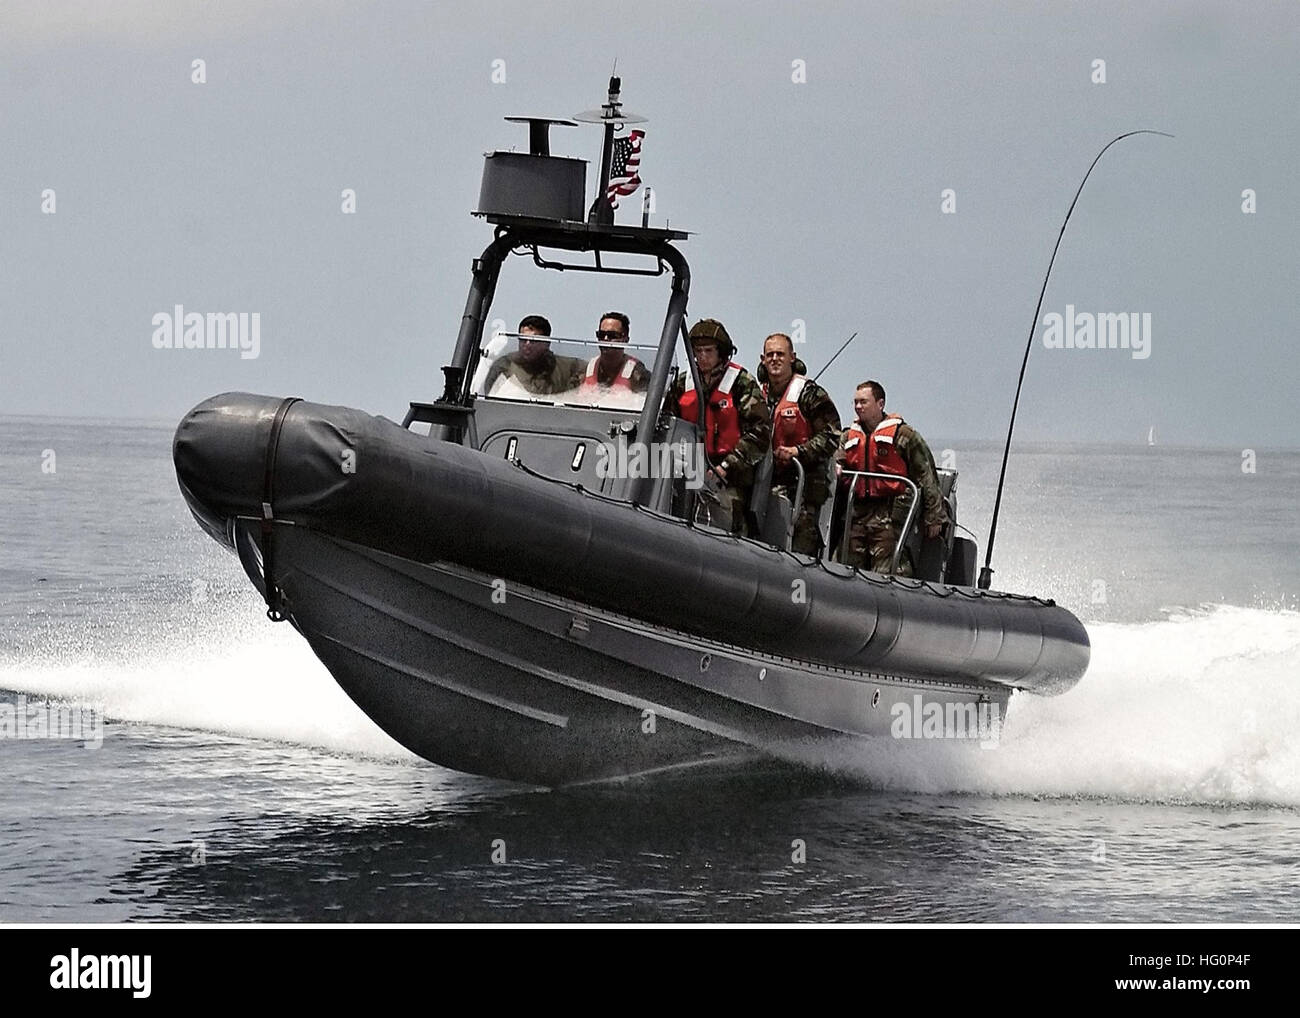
[688,318,735,360]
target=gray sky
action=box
[3,0,1296,446]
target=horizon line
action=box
[0,412,1295,453]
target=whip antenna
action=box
[978,130,1172,590]
[812,332,858,382]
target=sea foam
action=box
[4,603,1298,804]
[772,605,1300,807]
[0,600,414,761]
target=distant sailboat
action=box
[1147,426,1156,447]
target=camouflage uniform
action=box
[765,375,841,555]
[665,362,771,536]
[835,421,947,576]
[484,350,585,396]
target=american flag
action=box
[605,130,644,209]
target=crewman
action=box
[760,333,841,555]
[576,311,650,399]
[483,314,584,396]
[835,379,947,576]
[665,319,771,535]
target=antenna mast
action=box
[574,74,647,225]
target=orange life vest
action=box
[767,375,813,450]
[581,354,638,391]
[679,362,744,463]
[841,415,909,500]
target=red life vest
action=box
[678,362,744,463]
[580,354,638,392]
[841,415,909,500]
[766,375,813,451]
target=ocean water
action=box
[1,415,1298,922]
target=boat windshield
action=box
[471,332,668,412]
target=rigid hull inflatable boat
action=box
[174,80,1089,786]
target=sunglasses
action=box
[595,330,626,340]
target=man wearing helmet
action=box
[664,318,771,536]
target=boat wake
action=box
[3,603,1297,806]
[0,599,414,762]
[774,604,1300,807]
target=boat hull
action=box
[242,523,1010,786]
[173,392,1086,786]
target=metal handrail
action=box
[836,470,920,574]
[786,458,805,546]
[529,247,669,277]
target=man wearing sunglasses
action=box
[577,311,650,397]
[760,332,842,555]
